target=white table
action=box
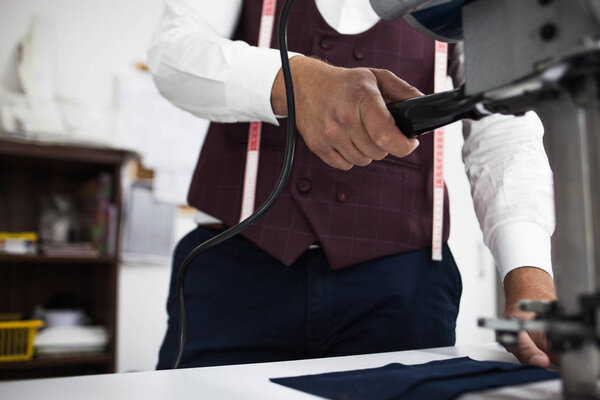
[0,344,561,400]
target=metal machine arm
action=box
[373,0,600,398]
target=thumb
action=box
[506,331,550,368]
[369,68,423,103]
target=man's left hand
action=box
[502,267,558,368]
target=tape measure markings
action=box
[240,0,278,221]
[432,41,448,261]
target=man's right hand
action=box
[270,56,422,170]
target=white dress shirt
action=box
[147,0,555,282]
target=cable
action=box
[171,0,297,369]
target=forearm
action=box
[270,55,311,117]
[502,266,557,367]
[503,267,556,314]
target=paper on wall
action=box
[115,69,208,205]
[121,184,176,263]
[16,15,66,136]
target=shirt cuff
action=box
[226,46,301,125]
[490,221,554,283]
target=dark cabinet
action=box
[0,139,132,380]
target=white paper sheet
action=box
[115,70,208,205]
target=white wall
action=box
[117,261,171,372]
[444,122,497,345]
[0,0,497,372]
[0,0,171,373]
[0,0,164,108]
[117,210,196,372]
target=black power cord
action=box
[171,0,297,369]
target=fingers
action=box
[302,132,354,170]
[360,68,421,157]
[324,149,354,170]
[359,93,420,158]
[369,68,423,102]
[293,61,422,170]
[334,140,373,167]
[307,134,371,169]
[502,302,558,368]
[505,331,550,368]
[349,129,388,161]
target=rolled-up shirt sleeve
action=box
[449,44,555,282]
[147,0,300,125]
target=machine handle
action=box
[386,88,486,138]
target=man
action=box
[148,0,557,369]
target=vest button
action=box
[320,38,333,50]
[297,178,311,193]
[353,48,365,61]
[336,191,348,203]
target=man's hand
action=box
[503,267,558,367]
[271,56,422,170]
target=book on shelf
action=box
[41,242,99,258]
[37,172,117,257]
[78,173,117,256]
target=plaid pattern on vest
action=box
[187,0,451,269]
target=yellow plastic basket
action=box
[0,320,44,362]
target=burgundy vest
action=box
[187,0,450,270]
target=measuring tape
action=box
[241,7,448,259]
[431,41,448,261]
[240,0,278,221]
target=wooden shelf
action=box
[0,138,136,166]
[0,255,116,264]
[0,140,130,378]
[0,353,112,370]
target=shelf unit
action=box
[0,353,112,370]
[0,138,133,380]
[0,255,117,264]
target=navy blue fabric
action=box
[270,357,559,400]
[157,225,462,369]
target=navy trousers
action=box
[157,225,462,369]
